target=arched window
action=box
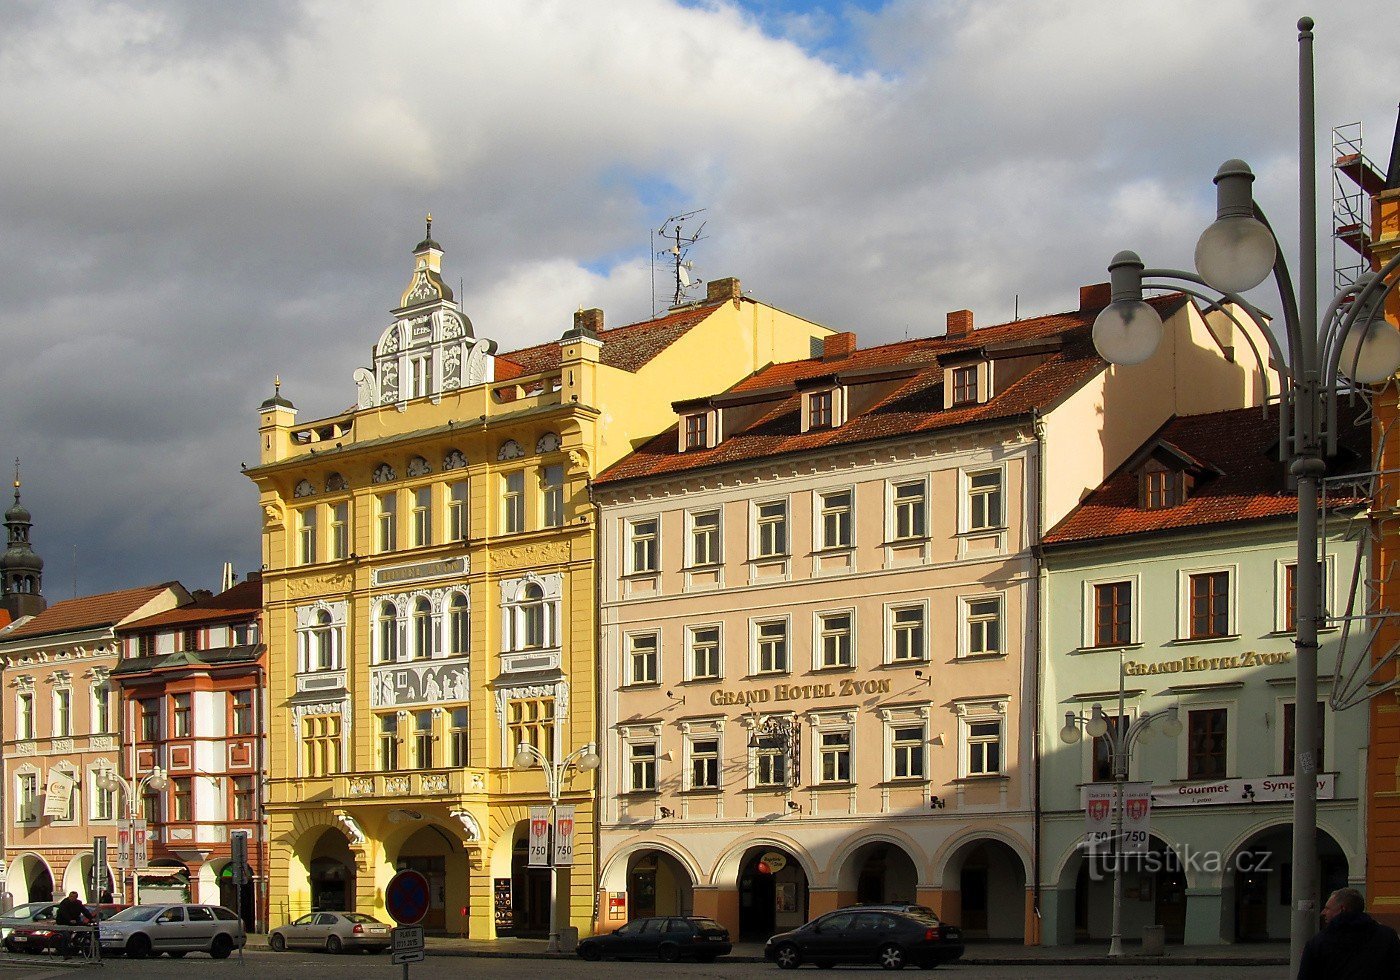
[447,593,469,656]
[315,610,335,670]
[521,584,546,649]
[413,598,433,659]
[376,602,399,663]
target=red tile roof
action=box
[497,302,725,377]
[121,577,262,632]
[1,582,183,642]
[1043,404,1368,546]
[596,296,1186,486]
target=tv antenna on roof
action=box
[653,210,707,311]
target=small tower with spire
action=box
[1,461,45,620]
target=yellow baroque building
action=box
[245,224,831,939]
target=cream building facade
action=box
[246,226,831,938]
[593,285,1274,944]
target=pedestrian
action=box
[53,890,95,960]
[1297,887,1400,979]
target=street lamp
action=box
[1060,651,1181,959]
[1090,18,1400,973]
[95,765,168,906]
[512,740,600,953]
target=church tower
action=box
[0,462,45,620]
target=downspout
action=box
[1031,407,1047,945]
[589,473,603,934]
[255,660,267,933]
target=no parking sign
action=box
[386,869,431,925]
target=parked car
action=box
[268,911,392,953]
[0,903,56,944]
[4,904,128,955]
[577,916,732,963]
[98,903,246,959]
[851,905,964,961]
[764,907,965,970]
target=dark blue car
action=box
[577,916,732,963]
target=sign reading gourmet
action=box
[710,678,892,707]
[370,659,471,708]
[1123,650,1290,676]
[1152,773,1335,807]
[373,556,468,587]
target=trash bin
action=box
[1142,924,1166,956]
[558,926,579,953]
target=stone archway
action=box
[1224,823,1349,943]
[836,839,921,907]
[625,850,694,919]
[1063,834,1187,945]
[7,852,53,904]
[736,845,808,941]
[938,837,1029,941]
[394,824,465,933]
[306,828,357,913]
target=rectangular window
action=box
[1188,571,1231,639]
[952,365,979,405]
[542,465,565,528]
[820,730,851,783]
[818,613,853,669]
[1283,702,1326,775]
[140,698,160,741]
[690,739,719,789]
[756,620,789,674]
[16,692,33,740]
[171,693,191,738]
[755,746,787,787]
[449,708,469,767]
[819,490,852,550]
[171,777,192,822]
[892,481,927,539]
[628,633,658,685]
[141,786,159,825]
[809,390,833,428]
[1091,715,1126,782]
[629,518,658,574]
[330,502,349,560]
[412,486,432,546]
[231,775,255,821]
[301,715,342,777]
[684,413,708,450]
[298,507,317,564]
[890,605,926,662]
[690,626,721,680]
[54,689,72,737]
[1283,562,1327,632]
[414,710,435,769]
[1143,468,1180,509]
[502,472,525,533]
[1187,708,1228,779]
[966,720,1002,775]
[689,510,721,566]
[630,743,657,792]
[1093,582,1133,647]
[967,471,1003,531]
[448,481,469,541]
[964,597,1002,657]
[507,698,554,756]
[756,500,788,557]
[892,725,926,779]
[17,772,37,822]
[91,773,115,821]
[231,690,254,736]
[377,714,399,771]
[377,492,398,552]
[182,627,200,651]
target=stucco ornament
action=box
[536,432,562,454]
[443,449,468,471]
[335,812,366,845]
[450,809,482,841]
[498,440,524,461]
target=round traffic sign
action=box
[385,869,431,925]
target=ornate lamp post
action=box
[1090,19,1400,971]
[95,765,168,906]
[512,740,600,953]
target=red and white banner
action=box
[552,805,576,867]
[527,807,550,868]
[1083,782,1151,853]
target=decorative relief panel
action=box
[407,456,431,477]
[294,479,315,498]
[383,775,410,795]
[498,440,523,461]
[372,463,396,484]
[287,574,352,598]
[443,449,467,471]
[420,773,450,794]
[493,542,569,570]
[371,657,470,708]
[536,432,561,454]
[326,472,348,492]
[348,777,375,797]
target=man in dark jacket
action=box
[53,891,94,959]
[1297,887,1400,979]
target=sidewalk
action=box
[245,933,1288,966]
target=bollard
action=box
[1141,924,1166,956]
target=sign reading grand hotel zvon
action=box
[710,678,892,707]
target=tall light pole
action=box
[1060,651,1181,958]
[512,740,600,953]
[1090,19,1400,972]
[95,765,167,907]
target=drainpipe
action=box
[1031,407,1046,945]
[589,473,603,935]
[255,660,267,934]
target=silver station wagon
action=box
[98,903,246,959]
[268,911,392,953]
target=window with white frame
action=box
[296,603,346,673]
[808,390,834,429]
[755,620,789,674]
[683,412,708,450]
[966,470,1004,531]
[15,691,33,740]
[629,742,657,792]
[689,626,721,680]
[90,769,115,821]
[689,738,719,789]
[377,492,397,552]
[628,633,659,685]
[754,741,787,787]
[888,604,926,663]
[447,481,469,541]
[891,480,927,540]
[502,471,525,533]
[891,724,926,779]
[962,595,1003,657]
[819,729,852,783]
[446,592,469,656]
[54,688,72,737]
[298,506,318,564]
[960,709,1005,777]
[628,518,658,574]
[412,596,434,658]
[818,490,852,550]
[689,510,721,567]
[16,771,37,823]
[503,576,560,652]
[412,486,432,546]
[1185,568,1232,639]
[754,500,788,558]
[330,501,349,560]
[92,682,111,734]
[541,465,565,528]
[817,612,853,669]
[375,600,399,663]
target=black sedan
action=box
[577,916,732,962]
[764,907,965,970]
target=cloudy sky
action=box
[0,0,1396,597]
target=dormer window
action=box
[952,365,979,405]
[809,391,833,429]
[684,412,708,450]
[799,386,842,432]
[1140,463,1191,509]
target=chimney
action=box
[566,307,603,339]
[706,277,742,304]
[822,332,856,361]
[946,309,974,338]
[1079,282,1112,311]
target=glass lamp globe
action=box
[1160,708,1183,738]
[1338,308,1400,384]
[1093,300,1163,366]
[147,770,169,792]
[1059,712,1082,745]
[1085,705,1109,738]
[513,745,534,770]
[96,769,118,792]
[1194,214,1277,294]
[578,747,601,772]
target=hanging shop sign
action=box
[1150,773,1335,807]
[1122,650,1290,676]
[759,852,788,874]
